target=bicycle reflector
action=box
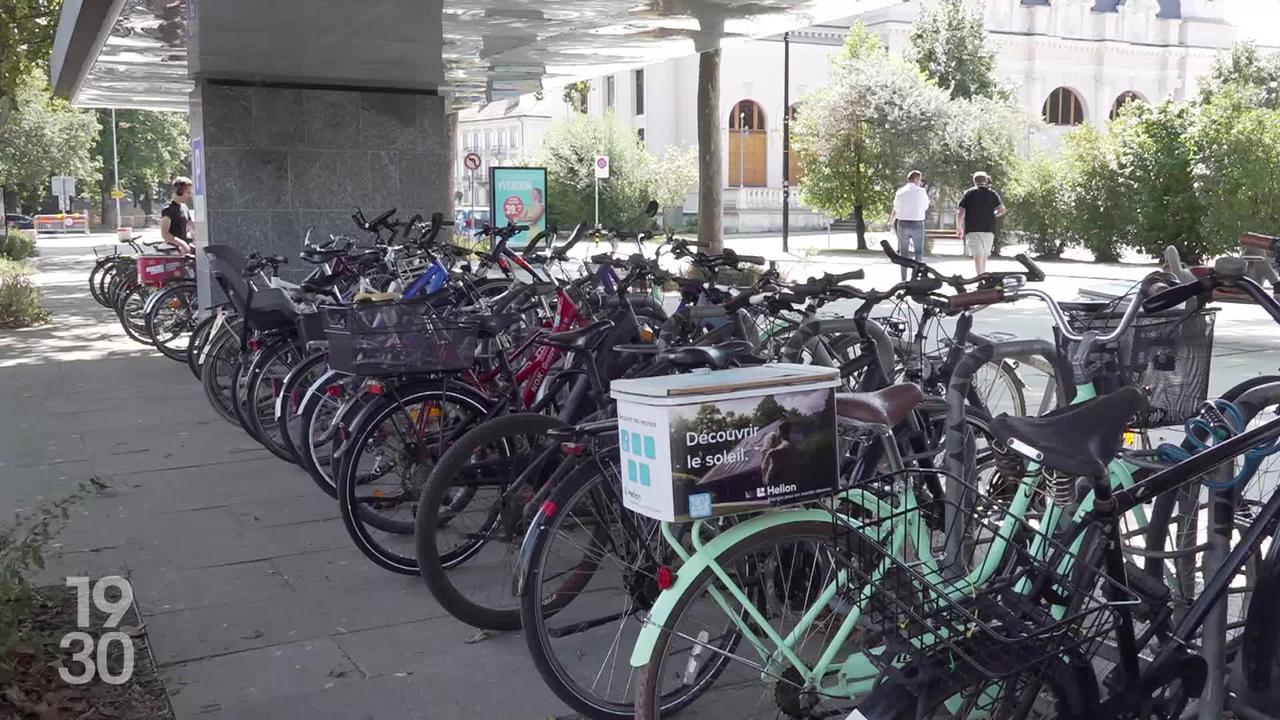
[325,385,343,398]
[540,500,557,518]
[246,338,261,352]
[656,566,675,591]
[560,442,587,456]
[364,381,385,395]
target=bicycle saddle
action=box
[654,341,758,371]
[540,320,616,352]
[836,384,924,427]
[300,247,347,263]
[990,386,1147,478]
[475,313,524,339]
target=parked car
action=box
[454,207,490,232]
[5,213,34,230]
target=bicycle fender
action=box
[274,351,326,423]
[628,508,832,668]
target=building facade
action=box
[455,95,559,209]
[459,0,1241,232]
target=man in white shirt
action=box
[889,170,929,280]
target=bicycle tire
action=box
[88,258,115,307]
[145,283,198,363]
[115,284,155,345]
[416,412,567,629]
[187,314,219,380]
[520,448,733,719]
[275,351,329,471]
[295,368,351,498]
[336,383,495,574]
[244,339,306,463]
[200,329,242,425]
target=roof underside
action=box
[51,0,899,112]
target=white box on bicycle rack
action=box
[610,364,840,522]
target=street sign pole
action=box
[594,179,599,228]
[111,108,122,229]
[593,155,609,228]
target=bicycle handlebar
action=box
[1240,232,1280,253]
[947,287,1004,311]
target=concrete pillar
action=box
[189,80,448,305]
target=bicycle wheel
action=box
[244,339,306,463]
[416,412,567,629]
[631,518,866,720]
[115,284,155,345]
[296,369,354,498]
[971,359,1026,418]
[187,313,219,380]
[336,383,494,574]
[200,328,242,425]
[520,446,734,720]
[275,351,329,470]
[89,258,116,307]
[145,283,198,363]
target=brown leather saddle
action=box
[835,384,925,427]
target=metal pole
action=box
[782,31,791,254]
[594,178,599,228]
[110,108,122,229]
[738,113,745,188]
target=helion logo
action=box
[619,429,656,487]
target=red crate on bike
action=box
[136,254,188,287]
[610,365,840,522]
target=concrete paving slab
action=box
[161,636,363,717]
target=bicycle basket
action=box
[829,472,1138,682]
[297,310,326,346]
[322,300,477,376]
[1059,303,1215,428]
[136,254,190,287]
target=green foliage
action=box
[0,258,49,328]
[95,109,190,208]
[649,145,698,210]
[836,21,885,62]
[561,81,591,114]
[1194,87,1280,253]
[0,71,100,207]
[792,47,949,246]
[536,113,688,229]
[0,228,36,260]
[1199,43,1280,111]
[1059,124,1131,262]
[908,0,1006,101]
[924,95,1027,200]
[0,484,98,682]
[1004,155,1068,258]
[1111,102,1210,260]
[0,0,59,104]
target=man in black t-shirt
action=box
[160,176,194,255]
[956,171,1006,274]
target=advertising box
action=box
[611,365,840,522]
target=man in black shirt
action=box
[160,176,194,255]
[956,171,1006,274]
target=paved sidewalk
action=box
[2,231,1278,719]
[1,234,566,719]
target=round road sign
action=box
[464,152,482,171]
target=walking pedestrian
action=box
[956,171,1006,275]
[889,170,929,280]
[160,176,195,256]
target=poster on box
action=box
[618,388,838,521]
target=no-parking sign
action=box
[594,155,610,179]
[464,152,482,171]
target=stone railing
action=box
[726,186,815,211]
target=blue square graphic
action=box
[642,435,656,460]
[688,493,713,518]
[627,459,637,484]
[638,464,650,487]
[620,429,630,453]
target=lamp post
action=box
[782,31,791,253]
[111,108,122,229]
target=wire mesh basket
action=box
[322,299,477,376]
[829,471,1138,682]
[1058,303,1216,428]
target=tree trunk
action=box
[0,184,7,245]
[854,204,867,251]
[697,48,724,254]
[100,164,116,230]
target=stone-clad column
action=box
[189,80,447,304]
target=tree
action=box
[0,71,100,213]
[1194,87,1280,252]
[535,113,657,230]
[1059,123,1132,262]
[696,48,724,252]
[650,144,698,220]
[792,44,949,249]
[1004,155,1069,258]
[0,0,59,105]
[1198,43,1280,111]
[95,109,190,224]
[561,80,591,114]
[1112,101,1210,261]
[908,0,1005,101]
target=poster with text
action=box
[488,167,547,248]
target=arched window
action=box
[1042,87,1086,126]
[728,100,767,187]
[786,104,804,186]
[1110,91,1144,120]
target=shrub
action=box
[0,260,50,328]
[1004,155,1069,258]
[0,230,37,261]
[1061,124,1131,263]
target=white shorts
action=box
[965,232,995,257]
